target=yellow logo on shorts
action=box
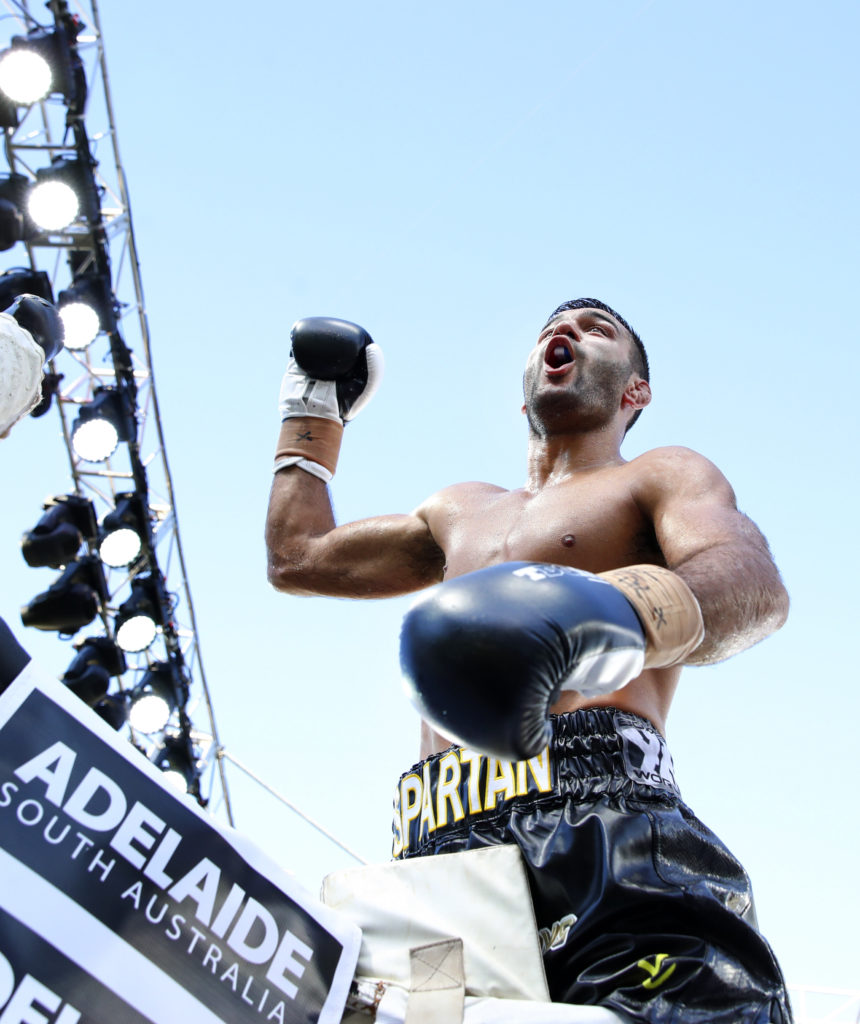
[392,745,553,857]
[637,953,677,989]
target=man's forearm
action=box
[673,540,789,665]
[265,468,336,593]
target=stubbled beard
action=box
[523,360,631,437]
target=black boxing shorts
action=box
[392,708,793,1023]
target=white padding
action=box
[0,313,43,438]
[322,845,549,1003]
[404,938,464,1024]
[374,987,629,1023]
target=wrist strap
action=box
[599,565,704,668]
[272,456,333,483]
[275,416,343,477]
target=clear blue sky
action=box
[1,0,857,1001]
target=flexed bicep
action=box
[266,470,444,599]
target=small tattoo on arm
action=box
[620,570,667,631]
[620,569,651,599]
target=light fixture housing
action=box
[92,692,128,731]
[20,554,108,634]
[0,41,53,105]
[62,635,126,705]
[0,267,54,309]
[152,733,198,794]
[0,173,34,251]
[28,370,63,420]
[28,157,100,232]
[57,272,115,350]
[98,492,147,568]
[128,662,178,734]
[20,494,97,569]
[71,386,136,463]
[114,574,164,653]
[0,26,82,108]
[0,91,18,130]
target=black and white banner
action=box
[0,662,361,1024]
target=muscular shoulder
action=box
[413,479,507,520]
[413,479,513,552]
[630,445,720,476]
[627,446,737,510]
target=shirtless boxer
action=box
[265,300,793,1022]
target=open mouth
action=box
[544,340,574,372]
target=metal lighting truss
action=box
[0,0,233,824]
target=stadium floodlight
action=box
[70,386,136,462]
[0,25,84,109]
[20,554,107,634]
[0,268,54,309]
[20,493,97,568]
[92,692,128,731]
[0,91,17,130]
[114,574,164,653]
[28,370,63,420]
[128,662,178,734]
[152,734,198,794]
[62,635,126,705]
[0,174,33,251]
[0,42,52,105]
[57,271,115,350]
[98,492,147,568]
[28,157,99,232]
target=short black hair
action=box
[543,297,649,430]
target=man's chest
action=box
[437,480,662,578]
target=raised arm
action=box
[265,316,445,599]
[637,447,789,665]
[266,469,445,598]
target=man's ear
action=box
[622,378,651,413]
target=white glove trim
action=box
[344,342,384,421]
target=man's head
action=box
[523,298,650,437]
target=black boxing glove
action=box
[274,317,383,481]
[399,561,703,760]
